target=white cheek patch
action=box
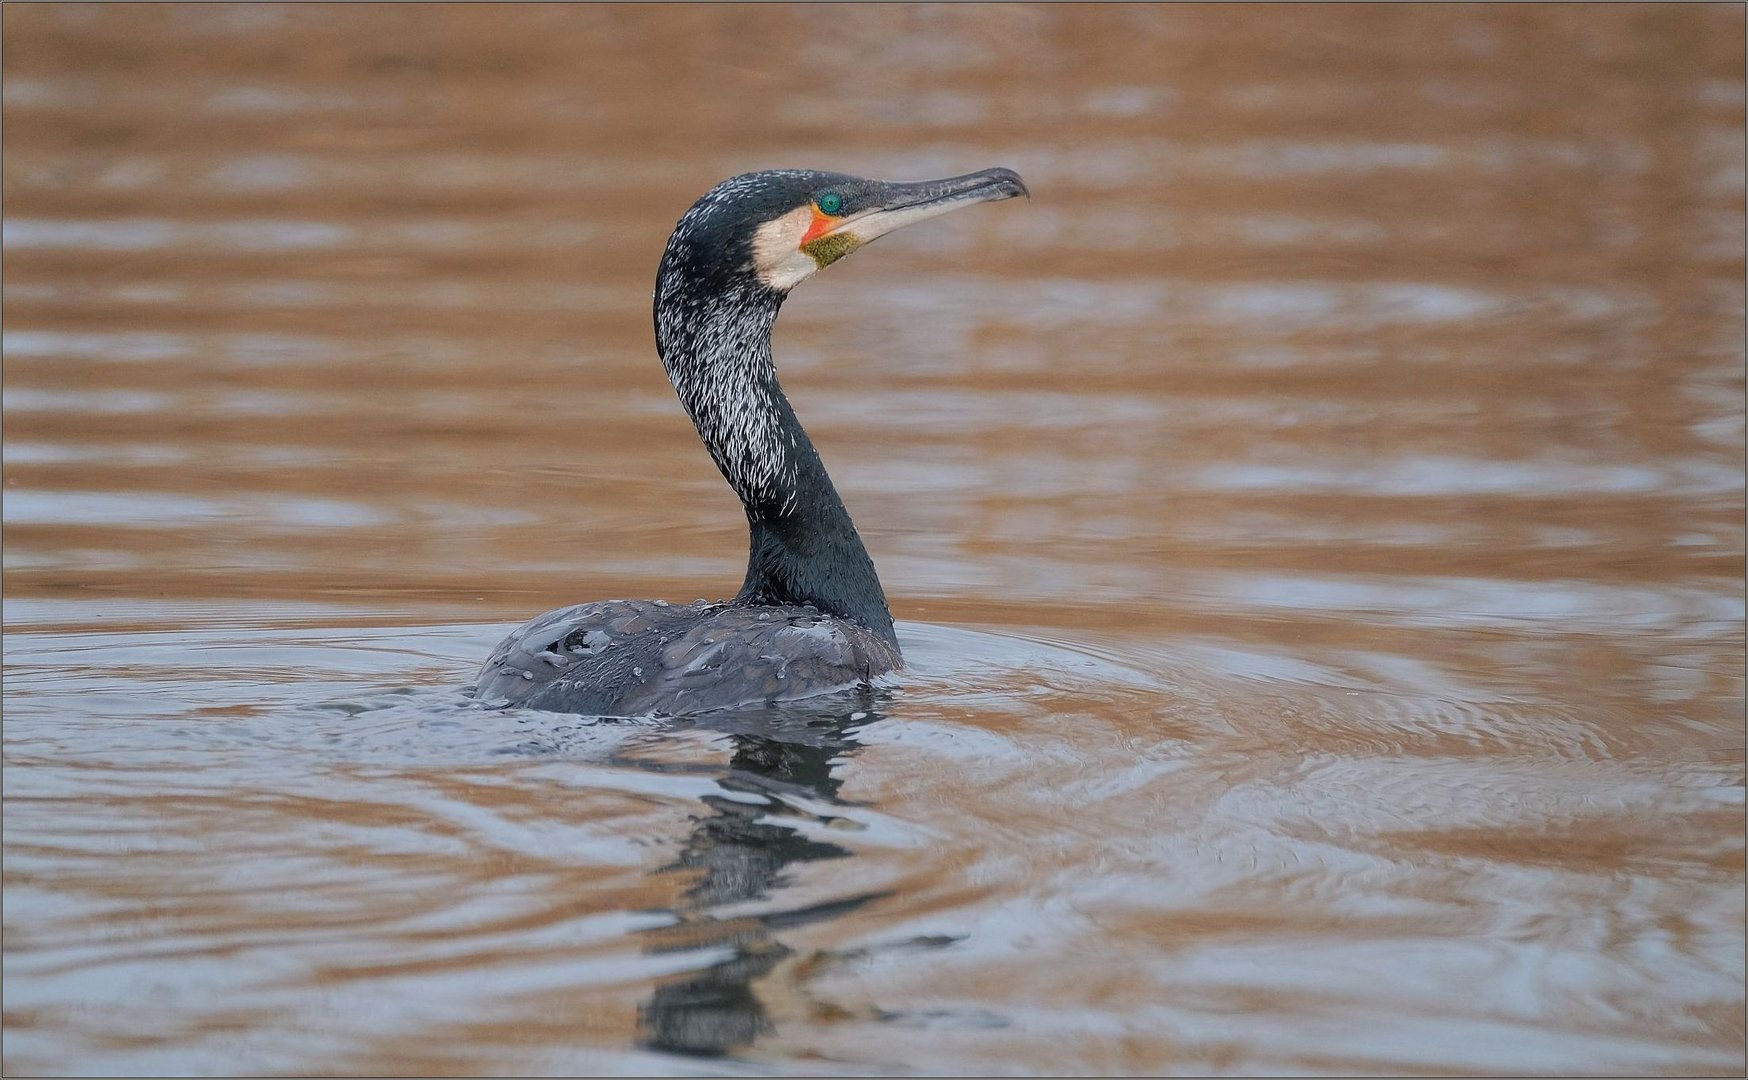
[751,206,821,292]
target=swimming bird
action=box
[473,167,1027,715]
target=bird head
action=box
[660,167,1028,296]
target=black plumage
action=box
[474,167,1026,715]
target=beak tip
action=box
[985,166,1030,202]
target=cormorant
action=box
[473,167,1028,715]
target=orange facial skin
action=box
[800,205,837,246]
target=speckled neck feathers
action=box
[654,196,896,647]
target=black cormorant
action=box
[473,167,1027,715]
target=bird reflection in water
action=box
[635,694,892,1058]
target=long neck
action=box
[654,275,896,645]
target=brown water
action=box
[4,5,1744,1075]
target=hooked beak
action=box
[802,167,1028,264]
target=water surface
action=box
[3,5,1744,1075]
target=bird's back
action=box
[472,599,901,716]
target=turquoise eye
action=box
[817,192,844,215]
